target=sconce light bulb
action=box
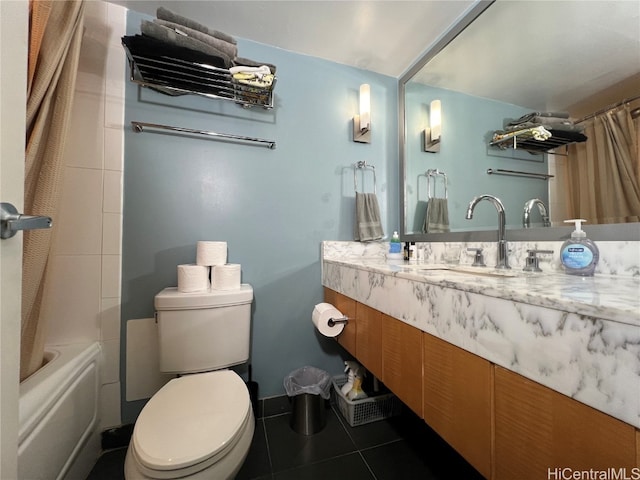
[359,84,371,132]
[430,99,441,141]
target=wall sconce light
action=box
[353,84,371,144]
[423,99,441,153]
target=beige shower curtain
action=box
[21,0,84,381]
[565,105,640,225]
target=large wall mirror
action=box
[400,0,640,242]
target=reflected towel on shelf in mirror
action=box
[355,192,384,241]
[423,197,450,233]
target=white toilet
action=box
[125,284,255,480]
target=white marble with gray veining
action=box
[321,241,640,428]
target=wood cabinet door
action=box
[323,288,356,356]
[382,315,423,417]
[494,366,637,480]
[422,333,492,479]
[355,302,382,380]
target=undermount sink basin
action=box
[403,264,519,278]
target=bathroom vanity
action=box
[321,241,640,479]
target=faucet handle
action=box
[523,249,554,272]
[467,247,486,267]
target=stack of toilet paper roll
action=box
[312,303,346,337]
[196,241,227,266]
[177,264,210,293]
[212,264,241,290]
[177,241,242,292]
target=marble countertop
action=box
[324,258,640,326]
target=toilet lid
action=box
[133,370,251,471]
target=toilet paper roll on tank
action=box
[312,302,346,337]
[177,264,210,293]
[196,241,228,266]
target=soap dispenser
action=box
[387,231,403,262]
[560,219,599,276]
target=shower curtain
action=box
[565,104,640,225]
[21,0,84,381]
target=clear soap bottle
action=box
[560,219,599,276]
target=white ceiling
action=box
[111,0,640,111]
[110,0,475,77]
[415,0,640,112]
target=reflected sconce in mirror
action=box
[353,84,371,143]
[423,99,441,153]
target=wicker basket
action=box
[331,375,401,427]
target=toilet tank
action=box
[154,285,253,374]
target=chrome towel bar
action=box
[131,121,276,149]
[486,168,553,181]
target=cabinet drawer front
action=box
[423,333,491,478]
[494,366,637,480]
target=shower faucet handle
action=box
[1,202,52,239]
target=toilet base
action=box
[124,409,254,479]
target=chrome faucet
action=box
[522,198,550,228]
[465,194,510,269]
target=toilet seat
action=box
[131,370,251,478]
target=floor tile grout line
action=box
[259,416,275,475]
[268,451,362,477]
[358,450,379,480]
[359,437,404,453]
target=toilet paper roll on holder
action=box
[327,316,350,328]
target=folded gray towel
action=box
[355,192,384,242]
[141,20,232,67]
[508,111,570,126]
[504,121,585,133]
[156,6,236,45]
[423,198,450,233]
[154,19,237,59]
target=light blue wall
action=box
[121,10,398,422]
[405,83,549,233]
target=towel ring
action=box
[354,161,377,194]
[426,168,448,199]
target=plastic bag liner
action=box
[284,366,332,400]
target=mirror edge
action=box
[398,0,640,243]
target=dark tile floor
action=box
[87,397,483,480]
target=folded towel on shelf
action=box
[354,192,384,242]
[233,73,274,89]
[230,65,271,78]
[122,34,229,96]
[233,56,277,74]
[156,6,237,44]
[141,20,233,67]
[154,19,237,59]
[504,121,585,133]
[423,198,450,233]
[492,126,552,143]
[508,111,570,125]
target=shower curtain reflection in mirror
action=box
[565,104,640,225]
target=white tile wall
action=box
[41,0,126,429]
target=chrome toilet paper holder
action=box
[327,317,349,327]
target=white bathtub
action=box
[19,342,102,480]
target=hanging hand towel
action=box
[355,192,384,241]
[423,197,450,233]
